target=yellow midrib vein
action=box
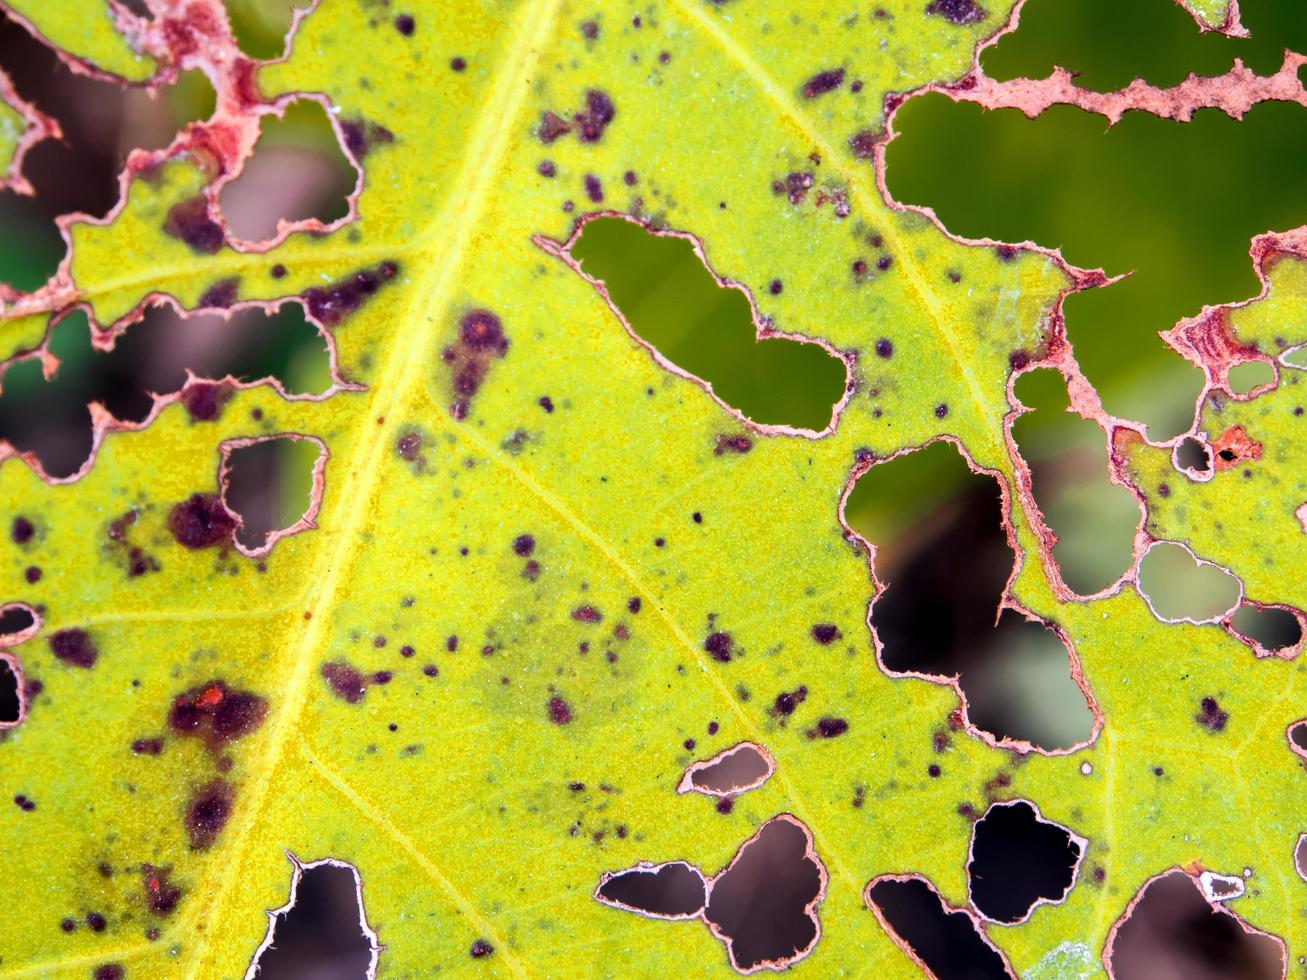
[177,0,562,975]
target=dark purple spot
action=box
[659,50,671,64]
[572,605,602,623]
[131,737,164,755]
[60,918,75,933]
[1196,696,1228,732]
[537,160,556,178]
[877,256,893,271]
[446,635,458,652]
[548,696,572,724]
[803,68,845,98]
[321,662,368,704]
[580,20,598,39]
[372,670,393,685]
[400,644,415,658]
[926,0,987,25]
[811,624,840,645]
[211,691,268,741]
[874,339,893,359]
[423,664,439,677]
[654,537,665,548]
[197,277,238,309]
[574,90,615,143]
[13,793,34,811]
[1009,350,1030,371]
[450,56,467,71]
[928,763,942,778]
[784,171,814,205]
[995,244,1017,262]
[627,597,641,614]
[11,516,34,544]
[708,721,719,734]
[704,632,734,662]
[270,263,286,279]
[810,717,848,738]
[180,382,232,422]
[142,865,182,916]
[934,403,949,419]
[512,534,536,557]
[93,965,123,980]
[460,309,508,355]
[164,195,224,254]
[470,939,494,958]
[849,130,876,159]
[852,259,868,277]
[185,779,233,849]
[716,796,734,814]
[768,279,783,295]
[396,431,422,460]
[715,434,753,455]
[85,912,106,931]
[302,261,398,327]
[623,170,637,185]
[394,13,415,35]
[538,395,555,412]
[168,493,237,549]
[539,111,571,143]
[48,628,97,669]
[584,174,603,202]
[24,566,41,584]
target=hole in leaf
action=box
[0,13,214,289]
[595,861,707,919]
[846,441,1094,751]
[1105,870,1284,980]
[887,64,1307,438]
[249,857,379,980]
[1295,835,1307,884]
[1012,369,1139,594]
[219,99,357,244]
[967,800,1083,925]
[678,742,774,797]
[0,603,34,637]
[0,303,331,478]
[1286,720,1307,761]
[1229,604,1302,654]
[1283,345,1307,371]
[703,814,826,973]
[865,875,1014,980]
[567,216,847,432]
[0,655,20,723]
[982,0,1307,90]
[221,436,324,555]
[225,0,309,60]
[1137,542,1240,624]
[1226,360,1275,395]
[1175,437,1212,477]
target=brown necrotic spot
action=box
[849,130,876,159]
[321,662,368,704]
[538,111,571,143]
[866,875,1014,980]
[197,277,239,309]
[595,861,708,919]
[802,68,845,98]
[168,493,237,549]
[714,434,753,455]
[1196,696,1228,732]
[164,195,224,254]
[185,779,234,849]
[704,815,826,973]
[678,742,774,797]
[584,173,603,202]
[967,800,1083,924]
[142,865,182,916]
[168,680,268,747]
[704,632,734,662]
[48,628,97,669]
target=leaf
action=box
[1,1,1305,978]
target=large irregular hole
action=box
[219,99,357,244]
[1137,542,1240,624]
[967,800,1083,925]
[1229,604,1302,655]
[678,742,774,797]
[567,216,847,432]
[249,857,379,980]
[1105,870,1284,980]
[1226,360,1275,396]
[220,436,324,555]
[865,875,1014,980]
[225,0,309,60]
[888,45,1307,438]
[703,815,825,973]
[0,303,331,478]
[981,0,1307,90]
[0,655,20,724]
[0,13,213,290]
[1012,369,1138,594]
[0,603,35,638]
[846,441,1094,751]
[595,861,708,920]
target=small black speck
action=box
[450,57,467,72]
[934,403,949,419]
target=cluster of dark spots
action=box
[163,195,224,254]
[548,696,572,724]
[444,309,509,420]
[142,865,182,915]
[538,395,555,412]
[715,796,734,814]
[537,160,556,178]
[714,434,753,455]
[185,779,234,849]
[934,403,949,419]
[180,382,233,422]
[1009,350,1030,371]
[395,431,423,462]
[926,0,987,24]
[773,685,808,717]
[575,90,615,142]
[394,13,415,35]
[849,130,876,159]
[197,278,239,309]
[321,662,368,703]
[852,786,866,808]
[13,793,35,811]
[572,605,602,623]
[470,939,494,958]
[48,628,98,669]
[983,770,1011,798]
[340,118,395,159]
[773,171,814,206]
[450,57,467,72]
[93,965,123,980]
[704,632,734,662]
[169,680,269,749]
[131,737,164,755]
[1196,696,1228,732]
[584,174,603,203]
[11,515,34,544]
[538,111,571,143]
[168,493,237,549]
[580,19,599,39]
[811,624,840,645]
[802,68,845,98]
[302,260,398,327]
[807,717,848,739]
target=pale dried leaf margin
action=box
[863,872,1018,980]
[0,66,59,196]
[838,434,1104,757]
[243,853,382,980]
